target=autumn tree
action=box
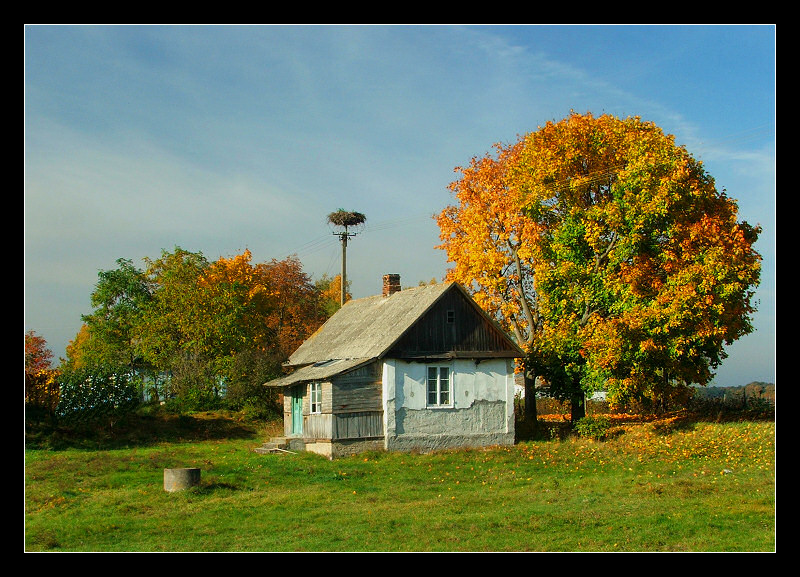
[216,253,328,413]
[132,248,327,410]
[25,330,53,372]
[438,112,761,420]
[258,255,327,358]
[436,138,543,421]
[315,274,350,317]
[25,331,59,417]
[64,246,340,413]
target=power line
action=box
[281,212,435,261]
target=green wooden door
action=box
[291,385,303,436]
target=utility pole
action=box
[327,209,366,306]
[336,229,355,306]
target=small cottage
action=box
[264,275,523,458]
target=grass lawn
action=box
[24,412,775,552]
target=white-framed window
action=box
[427,366,452,407]
[309,382,322,414]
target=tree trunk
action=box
[570,388,586,423]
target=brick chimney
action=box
[382,274,401,297]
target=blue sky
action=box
[24,25,775,387]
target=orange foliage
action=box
[25,331,59,412]
[437,112,761,404]
[198,250,325,358]
[256,255,325,357]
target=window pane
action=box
[310,382,321,413]
[427,367,437,404]
[426,366,452,406]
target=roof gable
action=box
[387,284,523,360]
[286,282,522,368]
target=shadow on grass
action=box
[515,418,572,442]
[515,408,774,443]
[191,482,240,494]
[25,410,265,451]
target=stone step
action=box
[253,437,303,454]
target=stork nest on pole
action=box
[327,209,367,229]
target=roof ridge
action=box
[348,280,452,302]
[286,281,456,366]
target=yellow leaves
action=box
[439,112,761,399]
[638,338,662,355]
[437,139,540,343]
[201,249,259,289]
[25,367,61,411]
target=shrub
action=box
[221,349,283,415]
[162,388,224,414]
[574,415,611,440]
[25,369,61,420]
[56,369,141,428]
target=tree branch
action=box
[509,240,537,346]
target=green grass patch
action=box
[25,413,775,552]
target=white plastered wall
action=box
[382,358,515,452]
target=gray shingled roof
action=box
[266,283,453,388]
[265,282,521,388]
[287,282,454,367]
[263,358,374,389]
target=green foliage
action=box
[56,368,141,427]
[220,349,283,416]
[136,247,212,368]
[573,415,611,440]
[438,113,762,421]
[76,258,152,372]
[59,247,334,417]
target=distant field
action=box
[24,414,775,552]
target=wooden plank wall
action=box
[389,289,517,357]
[333,411,384,440]
[305,410,384,441]
[305,413,332,439]
[300,361,385,441]
[331,361,383,440]
[332,361,382,413]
